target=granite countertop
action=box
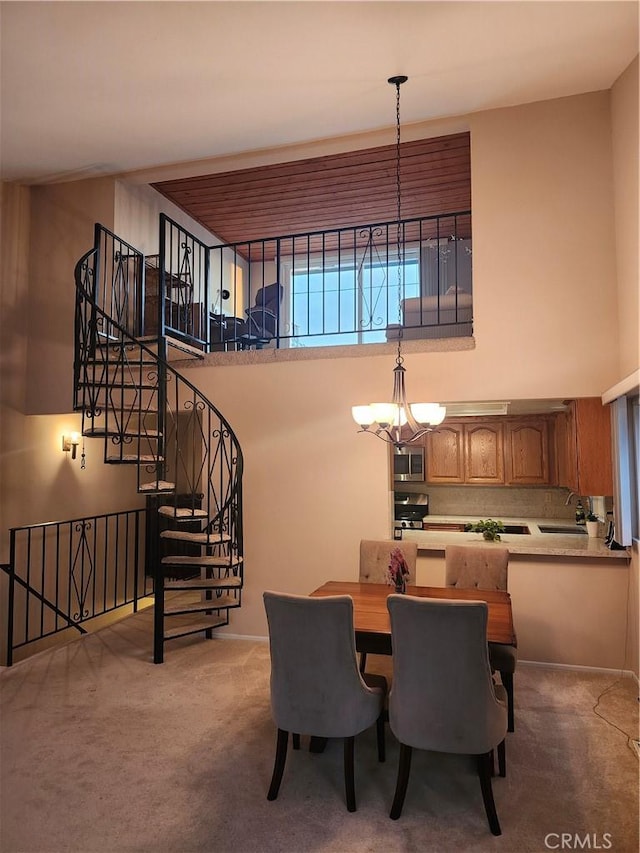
[399,515,630,560]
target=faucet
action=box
[564,491,576,506]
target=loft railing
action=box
[208,210,472,352]
[2,509,152,666]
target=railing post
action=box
[7,531,16,666]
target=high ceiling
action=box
[1,1,637,186]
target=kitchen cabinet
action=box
[555,398,613,496]
[464,422,505,484]
[426,416,556,486]
[425,423,465,483]
[425,420,504,484]
[504,419,550,485]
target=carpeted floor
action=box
[1,606,638,853]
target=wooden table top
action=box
[310,581,516,646]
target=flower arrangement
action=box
[386,548,411,592]
[464,519,506,541]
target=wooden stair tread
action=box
[162,555,243,568]
[163,616,227,640]
[157,506,208,519]
[160,530,231,545]
[164,596,239,615]
[164,577,242,590]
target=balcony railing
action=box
[207,210,472,352]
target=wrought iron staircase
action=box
[74,223,244,663]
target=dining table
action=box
[309,580,516,657]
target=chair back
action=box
[359,539,417,584]
[254,282,283,309]
[445,544,509,590]
[387,595,507,754]
[263,591,382,738]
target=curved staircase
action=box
[74,223,243,662]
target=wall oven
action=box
[393,446,425,482]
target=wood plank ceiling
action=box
[152,132,471,247]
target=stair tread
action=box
[164,577,242,590]
[106,454,164,463]
[78,379,158,391]
[85,427,162,438]
[139,480,175,492]
[163,616,227,640]
[162,556,243,568]
[157,506,208,519]
[164,596,239,615]
[87,355,157,365]
[160,530,231,545]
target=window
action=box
[610,393,639,546]
[290,252,420,348]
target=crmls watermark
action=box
[544,833,613,850]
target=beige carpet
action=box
[1,607,638,853]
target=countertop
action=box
[398,516,630,560]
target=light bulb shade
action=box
[370,403,399,427]
[409,403,447,426]
[351,406,375,427]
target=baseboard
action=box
[519,658,639,685]
[214,632,269,644]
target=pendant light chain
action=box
[350,75,446,448]
[393,76,405,367]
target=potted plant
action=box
[465,519,506,542]
[586,513,600,537]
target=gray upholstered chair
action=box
[387,595,508,835]
[358,539,418,673]
[445,544,517,732]
[263,591,387,812]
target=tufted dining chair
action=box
[358,539,418,673]
[445,544,517,731]
[387,595,508,835]
[263,591,387,812]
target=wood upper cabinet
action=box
[425,423,465,483]
[425,420,504,484]
[464,422,505,484]
[556,398,613,496]
[504,419,550,485]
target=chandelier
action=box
[351,75,446,449]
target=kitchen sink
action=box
[538,525,587,535]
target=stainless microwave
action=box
[393,446,425,482]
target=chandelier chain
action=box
[393,77,404,364]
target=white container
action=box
[586,520,599,537]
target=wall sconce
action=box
[62,432,81,460]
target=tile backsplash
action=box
[395,484,612,520]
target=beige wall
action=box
[611,56,639,379]
[415,551,631,670]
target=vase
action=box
[586,520,599,538]
[395,578,406,594]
